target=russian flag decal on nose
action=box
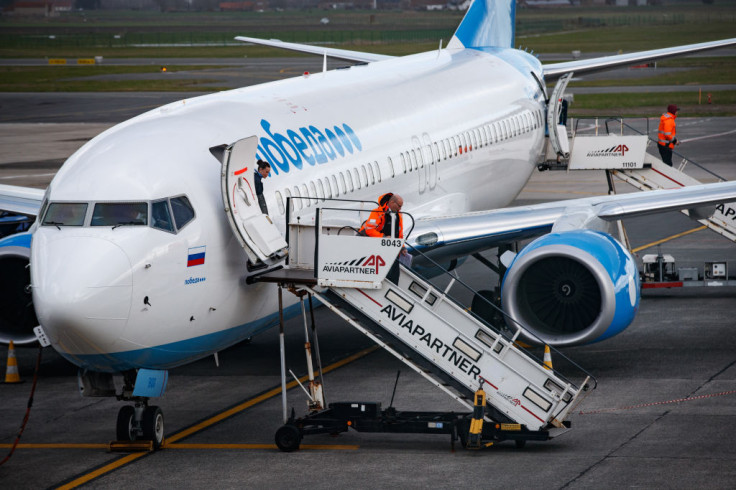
[187,246,206,267]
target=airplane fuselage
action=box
[31,47,547,372]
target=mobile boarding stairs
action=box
[235,198,595,452]
[542,109,736,244]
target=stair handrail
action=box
[403,239,597,390]
[572,116,726,182]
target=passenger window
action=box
[276,191,285,215]
[316,179,325,200]
[360,165,369,186]
[301,184,310,206]
[339,172,349,193]
[410,151,418,170]
[366,163,375,184]
[373,161,381,182]
[92,202,147,227]
[352,168,362,189]
[42,202,87,227]
[151,200,174,232]
[309,181,318,201]
[387,157,395,178]
[330,175,339,197]
[284,188,293,212]
[292,186,302,210]
[400,153,407,173]
[171,196,195,230]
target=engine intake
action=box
[502,230,639,346]
[0,232,38,345]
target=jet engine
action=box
[501,229,639,347]
[0,232,39,345]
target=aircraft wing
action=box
[408,180,736,259]
[234,36,393,64]
[0,184,45,217]
[543,38,736,79]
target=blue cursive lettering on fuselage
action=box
[255,119,363,175]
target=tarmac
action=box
[1,64,736,488]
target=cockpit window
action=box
[170,196,195,230]
[42,203,87,227]
[91,202,147,227]
[151,200,174,232]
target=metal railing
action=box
[402,240,596,391]
[571,116,726,182]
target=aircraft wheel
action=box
[116,405,136,441]
[142,406,165,450]
[275,424,301,452]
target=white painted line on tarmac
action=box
[680,128,736,143]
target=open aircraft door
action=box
[220,136,288,266]
[546,72,573,159]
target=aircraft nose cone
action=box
[32,234,132,354]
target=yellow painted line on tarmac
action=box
[57,453,148,490]
[0,443,109,449]
[165,344,379,444]
[56,344,379,489]
[166,443,359,450]
[632,225,706,253]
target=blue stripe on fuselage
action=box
[56,302,304,373]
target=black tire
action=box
[116,405,136,442]
[275,425,301,452]
[142,406,165,450]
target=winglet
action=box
[448,0,516,50]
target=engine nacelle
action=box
[501,230,639,346]
[0,232,39,345]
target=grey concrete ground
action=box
[0,89,735,487]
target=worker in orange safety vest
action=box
[358,193,407,283]
[657,104,680,167]
[359,193,404,239]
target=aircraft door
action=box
[547,72,573,159]
[422,133,437,191]
[220,136,287,266]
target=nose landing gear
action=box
[113,370,166,450]
[115,403,165,450]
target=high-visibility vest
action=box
[658,112,677,149]
[359,194,403,238]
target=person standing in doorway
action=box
[254,160,271,214]
[657,104,680,167]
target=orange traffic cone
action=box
[4,341,22,383]
[543,345,553,371]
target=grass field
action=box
[0,2,734,114]
[1,3,734,56]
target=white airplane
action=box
[1,0,735,448]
